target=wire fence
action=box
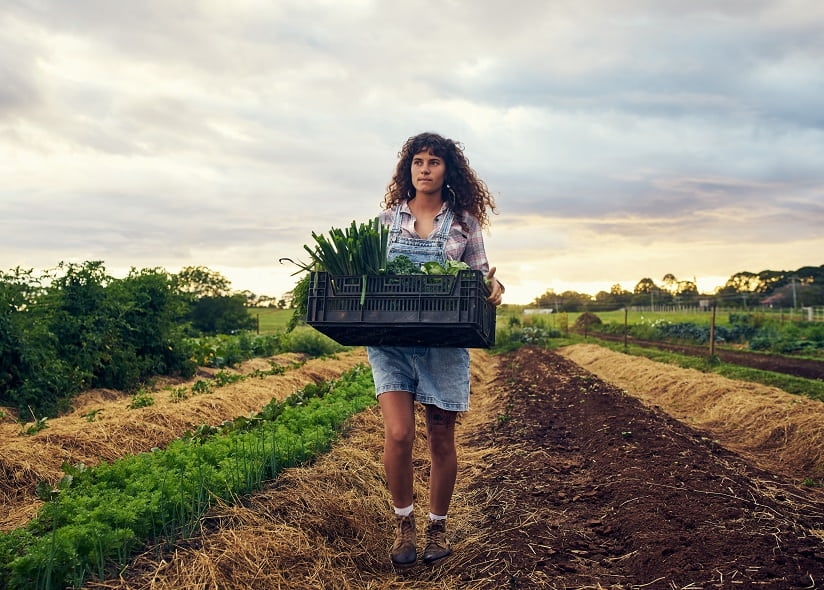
[626,305,824,322]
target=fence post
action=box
[709,304,717,357]
[623,307,628,349]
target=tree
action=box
[45,261,120,391]
[676,280,699,305]
[661,273,678,294]
[103,267,195,388]
[721,271,763,294]
[531,289,591,312]
[594,287,629,311]
[607,284,633,308]
[558,290,593,312]
[532,289,559,309]
[631,278,661,307]
[174,266,231,299]
[756,269,787,293]
[593,290,612,307]
[0,268,37,404]
[633,278,657,294]
[188,294,257,335]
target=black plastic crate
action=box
[306,270,496,348]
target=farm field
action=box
[3,344,824,588]
[250,307,293,334]
[586,333,824,382]
[0,350,369,532]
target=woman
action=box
[367,132,504,569]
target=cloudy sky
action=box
[2,1,822,305]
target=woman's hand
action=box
[486,266,504,306]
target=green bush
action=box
[280,327,346,356]
[0,263,196,416]
[188,294,256,335]
[126,390,155,409]
[187,333,284,368]
[493,325,562,352]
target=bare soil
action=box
[461,346,824,589]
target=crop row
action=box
[0,364,376,590]
[583,313,824,356]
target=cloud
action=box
[1,0,823,304]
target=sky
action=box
[2,1,823,305]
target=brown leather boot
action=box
[390,513,417,569]
[422,518,452,564]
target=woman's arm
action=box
[458,215,504,306]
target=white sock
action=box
[394,504,414,517]
[429,513,447,521]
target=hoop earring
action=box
[446,184,457,201]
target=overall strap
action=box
[386,205,405,250]
[389,205,404,234]
[436,208,454,241]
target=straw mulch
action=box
[86,349,502,590]
[83,346,824,589]
[558,343,824,480]
[0,349,368,532]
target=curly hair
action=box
[382,132,497,230]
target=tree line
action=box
[531,264,824,313]
[0,261,256,417]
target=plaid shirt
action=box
[378,202,489,273]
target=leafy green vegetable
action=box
[383,255,421,275]
[420,260,471,276]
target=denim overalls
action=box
[385,205,453,267]
[366,204,471,412]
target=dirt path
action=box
[461,346,824,588]
[558,343,824,481]
[83,346,824,589]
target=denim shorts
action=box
[366,346,471,412]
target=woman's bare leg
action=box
[425,405,457,516]
[379,390,416,508]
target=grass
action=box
[495,306,731,334]
[584,308,726,326]
[248,308,293,335]
[499,304,815,329]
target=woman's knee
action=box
[379,390,415,447]
[425,406,456,455]
[384,421,416,447]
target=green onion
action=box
[288,217,389,276]
[282,218,390,317]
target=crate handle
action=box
[360,275,367,306]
